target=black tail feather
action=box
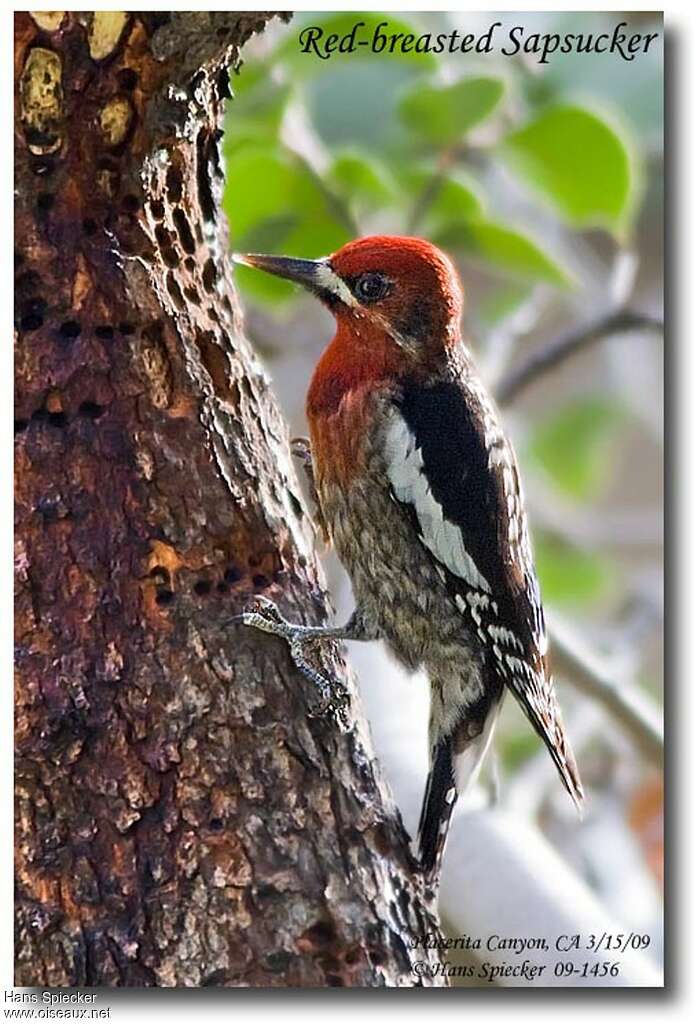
[417,737,458,877]
[506,679,584,811]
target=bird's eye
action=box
[353,272,391,303]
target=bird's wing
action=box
[382,372,583,806]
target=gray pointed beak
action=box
[232,252,327,292]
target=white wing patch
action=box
[384,411,491,593]
[383,401,549,699]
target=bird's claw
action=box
[232,596,291,637]
[234,596,351,731]
[290,436,312,467]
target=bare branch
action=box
[440,808,663,986]
[497,310,663,406]
[548,615,663,766]
[405,144,462,234]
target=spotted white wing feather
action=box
[382,371,583,807]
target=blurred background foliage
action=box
[222,10,663,977]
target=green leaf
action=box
[277,13,437,72]
[426,175,484,223]
[236,214,300,255]
[224,146,350,302]
[224,147,296,241]
[232,263,295,304]
[500,731,542,771]
[327,151,396,210]
[224,62,290,148]
[522,16,663,149]
[527,398,624,500]
[284,215,350,266]
[399,76,505,146]
[475,282,534,328]
[402,168,484,228]
[501,104,637,234]
[534,533,614,608]
[435,219,571,287]
[306,63,418,153]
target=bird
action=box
[232,236,583,880]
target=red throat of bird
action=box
[305,316,406,489]
[306,314,405,419]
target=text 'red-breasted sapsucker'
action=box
[234,236,583,878]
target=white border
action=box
[4,3,687,1019]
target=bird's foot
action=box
[233,595,295,639]
[233,596,351,730]
[290,436,313,470]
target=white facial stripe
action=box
[370,309,411,350]
[316,262,415,349]
[384,411,491,593]
[313,261,358,308]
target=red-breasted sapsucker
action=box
[234,236,583,879]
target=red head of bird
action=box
[234,236,464,416]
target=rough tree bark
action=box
[14,12,444,987]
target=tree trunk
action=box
[14,11,444,988]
